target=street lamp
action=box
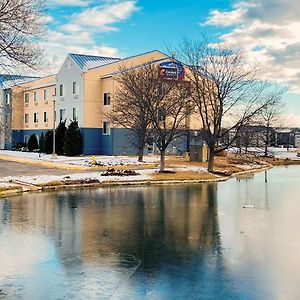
[52,98,57,159]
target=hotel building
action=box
[4,50,200,155]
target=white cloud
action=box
[39,1,139,74]
[61,1,139,33]
[204,0,300,94]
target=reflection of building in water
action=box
[0,185,237,298]
[80,184,221,262]
[0,185,221,266]
[0,192,83,262]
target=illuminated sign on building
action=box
[159,61,185,80]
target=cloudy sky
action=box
[43,0,300,124]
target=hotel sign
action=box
[159,61,185,80]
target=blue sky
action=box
[43,0,300,125]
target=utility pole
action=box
[52,98,57,159]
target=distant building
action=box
[293,131,300,148]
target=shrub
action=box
[64,120,82,156]
[28,134,39,152]
[12,142,27,151]
[56,120,67,155]
[39,132,45,153]
[44,130,53,154]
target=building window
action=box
[59,84,63,97]
[34,112,39,123]
[59,108,65,120]
[5,113,10,123]
[103,122,110,135]
[24,135,29,144]
[24,113,29,124]
[5,93,11,105]
[54,110,56,122]
[72,82,77,95]
[43,112,48,123]
[24,93,29,103]
[34,91,38,102]
[72,107,78,121]
[104,92,111,106]
[44,89,48,100]
[54,87,56,96]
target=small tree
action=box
[56,120,66,155]
[39,132,45,153]
[109,64,156,162]
[44,130,53,154]
[28,134,38,152]
[148,81,192,172]
[258,91,284,156]
[64,120,82,156]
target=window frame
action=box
[33,112,39,123]
[72,107,78,121]
[33,91,38,102]
[44,89,48,101]
[59,84,64,97]
[24,113,29,124]
[24,93,29,103]
[72,81,77,95]
[103,121,111,135]
[103,92,111,106]
[43,111,48,123]
[59,108,66,121]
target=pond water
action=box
[0,166,300,299]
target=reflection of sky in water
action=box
[0,166,300,299]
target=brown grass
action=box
[0,186,21,192]
[150,171,219,181]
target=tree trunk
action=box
[208,147,215,172]
[264,128,270,156]
[159,149,166,172]
[137,135,145,162]
[138,146,144,162]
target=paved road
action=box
[0,159,83,178]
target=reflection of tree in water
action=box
[78,184,237,298]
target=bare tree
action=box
[147,80,191,172]
[257,91,284,156]
[109,62,191,171]
[0,0,44,71]
[109,64,157,162]
[177,37,273,172]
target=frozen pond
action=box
[0,166,300,299]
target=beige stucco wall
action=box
[12,75,56,130]
[83,51,168,128]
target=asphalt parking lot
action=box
[0,159,81,178]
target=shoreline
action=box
[0,164,273,199]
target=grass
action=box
[37,180,64,187]
[150,171,219,181]
[0,185,21,192]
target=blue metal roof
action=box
[69,53,121,70]
[0,74,40,89]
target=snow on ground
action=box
[174,165,207,172]
[1,169,153,185]
[0,150,159,166]
[0,165,211,186]
[229,147,300,160]
[0,181,18,188]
